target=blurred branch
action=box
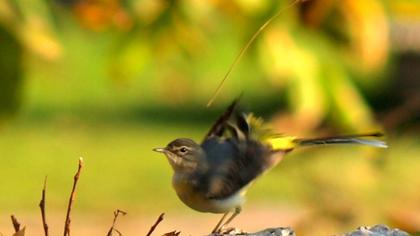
[146,213,165,236]
[382,92,420,130]
[162,231,180,236]
[10,215,21,233]
[10,215,25,236]
[63,157,84,236]
[39,176,49,236]
[391,21,420,53]
[106,209,127,236]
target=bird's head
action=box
[153,138,207,173]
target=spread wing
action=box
[200,109,284,200]
[202,98,243,143]
[201,137,282,200]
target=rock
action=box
[211,227,295,236]
[342,224,409,236]
[209,224,409,236]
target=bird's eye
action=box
[179,147,188,154]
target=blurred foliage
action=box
[262,0,389,133]
[0,0,420,235]
[0,0,399,132]
[0,24,22,117]
[0,0,61,117]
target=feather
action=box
[296,133,388,148]
[202,99,240,142]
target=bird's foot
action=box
[212,226,245,235]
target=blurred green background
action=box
[1,0,420,235]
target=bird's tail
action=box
[295,132,388,148]
[267,132,388,151]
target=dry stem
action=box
[39,176,49,236]
[10,215,20,232]
[63,157,84,236]
[106,209,127,236]
[146,213,165,236]
[162,231,181,236]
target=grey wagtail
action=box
[153,100,387,233]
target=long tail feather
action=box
[296,133,388,148]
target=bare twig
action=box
[106,209,127,236]
[162,231,181,236]
[111,228,123,236]
[146,213,165,236]
[63,157,84,236]
[10,215,20,232]
[39,176,49,236]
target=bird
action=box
[153,99,387,233]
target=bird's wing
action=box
[202,98,243,143]
[199,99,286,199]
[201,138,282,200]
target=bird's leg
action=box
[211,207,242,234]
[211,212,229,233]
[219,207,241,230]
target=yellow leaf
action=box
[341,0,389,72]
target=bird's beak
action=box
[153,147,167,153]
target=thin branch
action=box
[162,231,181,236]
[206,0,304,107]
[111,228,123,236]
[10,215,20,232]
[146,213,165,236]
[106,209,127,236]
[39,175,49,236]
[163,231,181,236]
[63,157,84,236]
